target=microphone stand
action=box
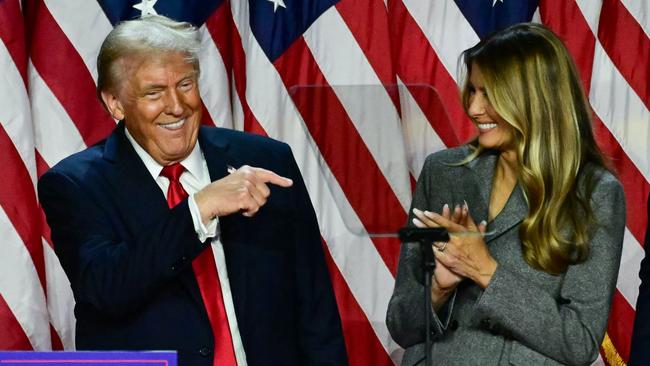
[398,227,449,366]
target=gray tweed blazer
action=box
[386,146,626,366]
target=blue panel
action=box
[249,0,339,62]
[454,0,538,39]
[97,0,224,26]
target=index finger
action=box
[248,167,293,187]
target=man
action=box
[38,15,347,366]
[630,194,650,365]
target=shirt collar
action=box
[124,127,206,182]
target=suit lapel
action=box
[198,127,249,321]
[101,123,169,224]
[465,151,528,244]
[102,123,206,312]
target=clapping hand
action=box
[420,202,497,289]
[412,204,466,308]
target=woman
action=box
[386,23,626,366]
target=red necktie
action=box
[160,163,237,366]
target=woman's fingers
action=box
[413,208,439,227]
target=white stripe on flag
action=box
[43,239,75,350]
[198,24,233,128]
[575,0,602,36]
[617,229,644,310]
[43,0,111,82]
[401,0,479,82]
[303,7,412,211]
[0,208,50,350]
[0,39,37,185]
[29,62,87,168]
[397,77,447,178]
[589,41,650,181]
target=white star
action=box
[267,0,286,13]
[492,0,504,6]
[133,0,158,16]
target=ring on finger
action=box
[435,241,448,252]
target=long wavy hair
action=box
[459,23,610,275]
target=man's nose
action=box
[164,90,184,116]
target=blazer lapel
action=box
[464,150,497,227]
[485,184,528,243]
[464,151,528,243]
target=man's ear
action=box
[100,91,125,120]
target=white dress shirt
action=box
[125,129,247,364]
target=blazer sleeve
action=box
[386,153,457,348]
[282,146,348,365]
[38,167,209,319]
[470,172,626,365]
[629,195,650,365]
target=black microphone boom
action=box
[398,227,449,243]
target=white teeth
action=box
[159,119,185,130]
[477,123,497,130]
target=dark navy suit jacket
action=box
[38,123,347,366]
[630,195,650,365]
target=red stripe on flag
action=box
[336,0,396,86]
[598,0,650,111]
[50,324,63,351]
[321,239,393,366]
[204,1,267,136]
[336,0,401,110]
[607,290,636,363]
[389,0,472,146]
[0,124,46,288]
[27,1,114,147]
[0,0,27,86]
[200,102,216,126]
[539,0,596,91]
[274,38,405,273]
[35,149,50,179]
[0,294,32,350]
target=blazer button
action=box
[480,318,493,329]
[449,319,459,331]
[198,347,211,357]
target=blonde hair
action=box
[460,23,609,275]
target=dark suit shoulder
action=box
[202,126,289,151]
[42,140,108,181]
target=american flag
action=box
[0,0,647,364]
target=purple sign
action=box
[0,352,176,366]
